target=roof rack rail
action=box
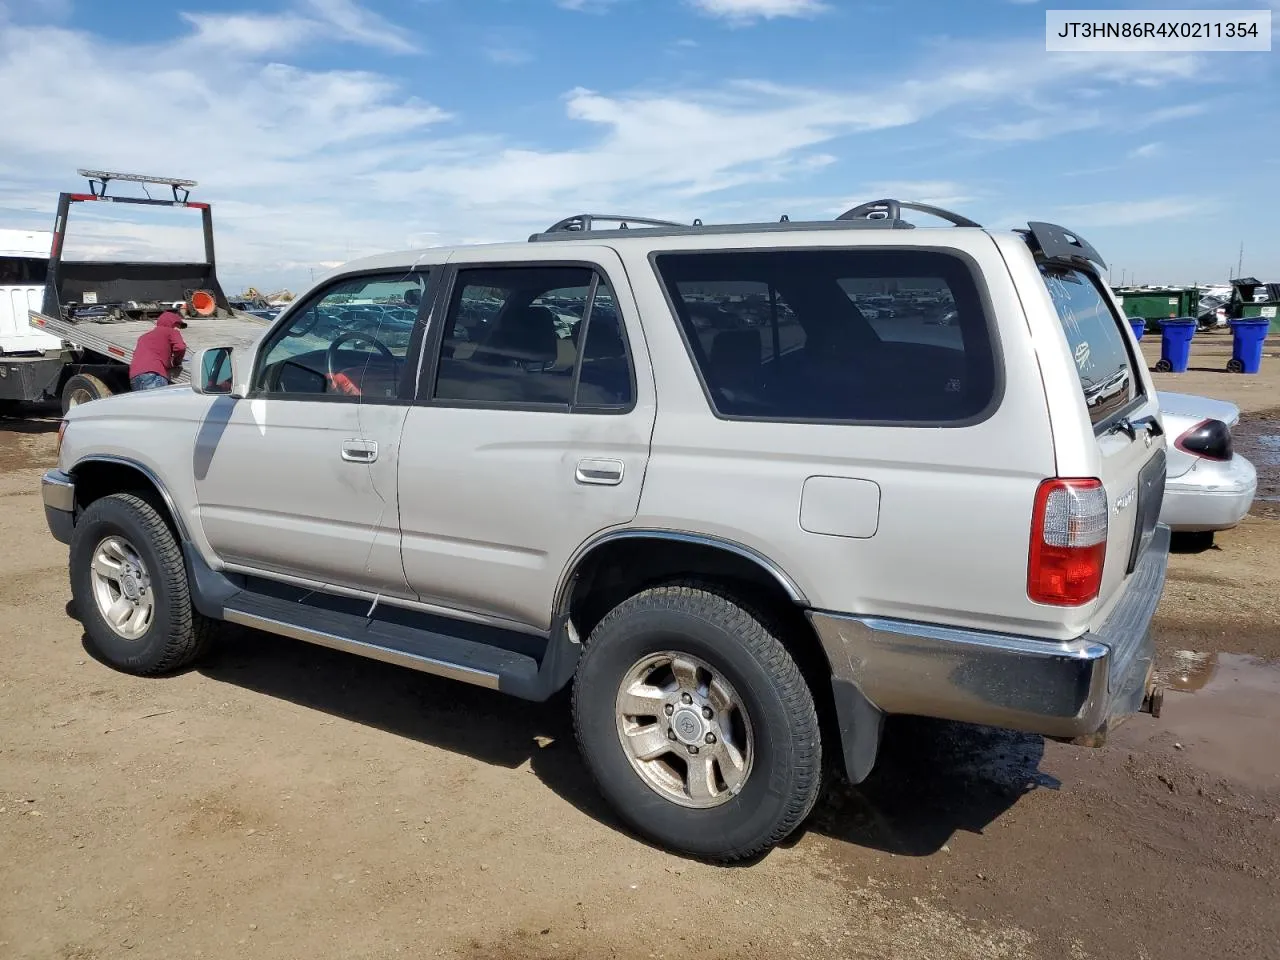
[77,169,199,203]
[837,199,982,228]
[542,214,687,234]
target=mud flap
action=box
[831,677,885,784]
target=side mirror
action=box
[192,346,239,397]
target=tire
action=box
[69,492,215,675]
[1226,358,1244,374]
[572,582,822,862]
[1153,359,1172,373]
[61,373,112,414]
[1171,529,1215,552]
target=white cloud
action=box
[969,110,1103,142]
[181,12,321,55]
[0,19,1216,290]
[1128,141,1164,160]
[1133,102,1210,127]
[183,0,418,55]
[839,182,976,211]
[1056,196,1212,228]
[555,0,626,12]
[483,45,533,65]
[689,0,829,23]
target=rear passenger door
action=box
[397,252,655,630]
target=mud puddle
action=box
[1150,651,1280,791]
[1234,417,1280,503]
[0,410,60,474]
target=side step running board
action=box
[220,591,574,701]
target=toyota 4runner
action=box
[40,200,1170,862]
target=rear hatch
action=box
[1036,256,1166,624]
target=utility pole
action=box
[1237,242,1244,279]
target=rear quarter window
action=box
[1040,266,1143,425]
[653,248,999,425]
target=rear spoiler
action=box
[1020,222,1108,272]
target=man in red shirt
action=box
[129,310,188,391]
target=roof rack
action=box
[527,198,994,243]
[77,169,199,203]
[542,214,687,234]
[836,199,983,228]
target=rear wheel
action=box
[61,373,112,414]
[1153,359,1173,373]
[1172,530,1215,552]
[572,583,822,862]
[69,493,214,675]
[1226,358,1244,374]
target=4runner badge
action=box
[1114,486,1136,512]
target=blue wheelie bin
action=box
[1127,318,1146,341]
[1154,317,1196,372]
[1227,318,1269,374]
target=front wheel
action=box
[69,493,214,675]
[572,583,822,862]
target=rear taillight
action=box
[1174,418,1232,461]
[1028,478,1108,606]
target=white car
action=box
[1157,391,1257,545]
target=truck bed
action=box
[29,309,269,383]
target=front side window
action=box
[432,265,634,409]
[1040,266,1140,425]
[654,248,998,423]
[255,272,428,399]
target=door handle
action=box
[576,458,624,486]
[341,439,378,463]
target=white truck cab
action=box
[0,228,60,356]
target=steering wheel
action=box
[326,331,397,395]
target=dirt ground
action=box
[2,336,1279,960]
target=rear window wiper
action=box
[1107,414,1163,441]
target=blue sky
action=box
[0,0,1275,292]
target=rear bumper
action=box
[41,469,76,544]
[808,525,1170,741]
[1159,455,1256,532]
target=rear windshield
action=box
[1040,266,1141,425]
[653,248,998,424]
[0,257,47,285]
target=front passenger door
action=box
[193,270,430,597]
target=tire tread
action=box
[74,493,213,675]
[572,579,821,862]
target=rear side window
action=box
[0,257,47,285]
[653,248,998,424]
[1041,266,1142,425]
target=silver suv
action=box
[41,200,1170,861]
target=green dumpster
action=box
[1237,301,1280,333]
[1113,287,1200,333]
[1227,279,1280,334]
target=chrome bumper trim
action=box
[41,469,76,514]
[808,526,1170,739]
